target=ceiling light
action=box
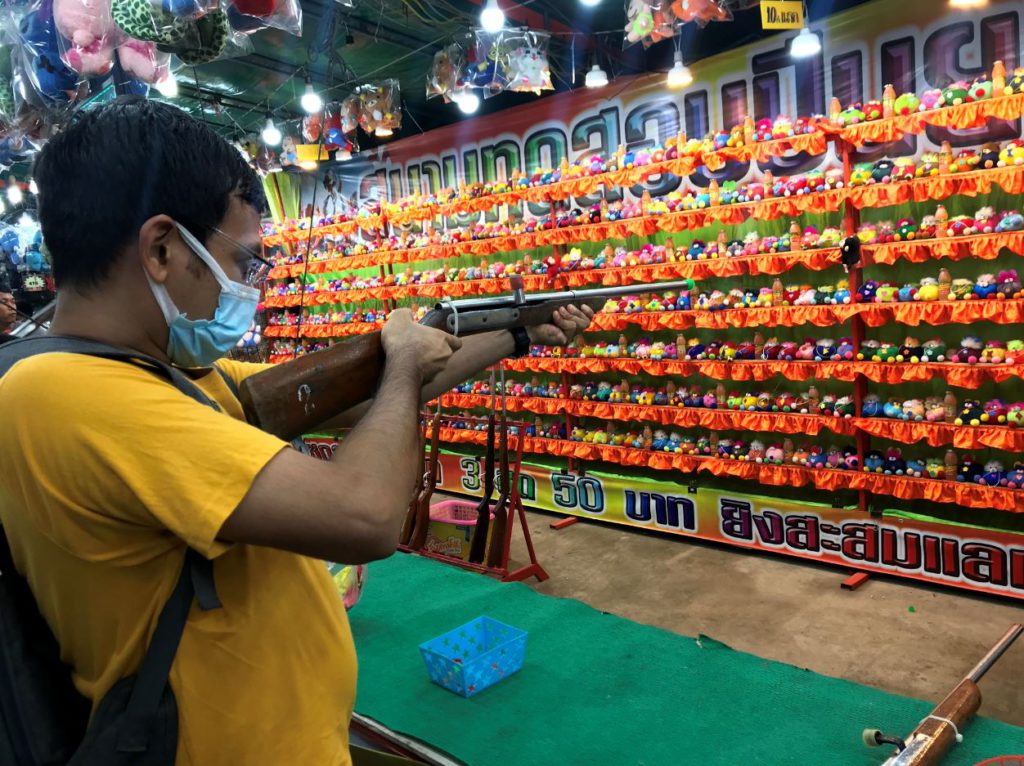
[155,74,178,98]
[375,127,394,138]
[7,179,22,206]
[301,76,323,114]
[949,0,988,6]
[262,113,282,146]
[455,89,481,114]
[791,27,821,58]
[585,63,608,88]
[335,148,352,161]
[666,51,693,89]
[28,179,38,194]
[580,0,601,5]
[480,0,504,33]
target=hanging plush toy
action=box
[112,0,229,65]
[117,39,169,84]
[672,0,730,25]
[339,93,359,134]
[506,32,553,94]
[19,0,83,107]
[53,0,117,76]
[426,42,463,101]
[302,111,322,143]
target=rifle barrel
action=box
[966,623,1022,683]
[438,280,696,312]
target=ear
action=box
[137,214,179,283]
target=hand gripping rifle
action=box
[238,277,696,441]
[864,623,1022,766]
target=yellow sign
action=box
[761,0,804,29]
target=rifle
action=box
[408,404,443,551]
[467,371,497,564]
[238,278,696,441]
[398,414,428,546]
[864,623,1022,765]
[485,366,510,568]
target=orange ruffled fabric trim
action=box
[852,417,1024,452]
[867,231,1024,267]
[262,216,383,245]
[264,322,381,339]
[446,393,855,437]
[501,357,1024,390]
[747,132,829,164]
[437,428,1024,512]
[841,94,1024,147]
[847,167,1024,210]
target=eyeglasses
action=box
[205,225,274,287]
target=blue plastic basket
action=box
[419,617,527,697]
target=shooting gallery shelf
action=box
[263,166,1024,276]
[443,393,1024,452]
[260,91,1024,243]
[436,428,1024,514]
[502,356,1024,390]
[265,229,1024,284]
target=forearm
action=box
[329,356,422,536]
[316,330,515,430]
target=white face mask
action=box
[145,223,260,367]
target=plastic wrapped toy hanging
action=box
[504,29,553,94]
[671,0,731,26]
[13,0,87,110]
[357,79,401,138]
[426,42,464,102]
[224,0,302,38]
[53,0,118,76]
[624,0,676,47]
[463,29,510,96]
[339,93,359,133]
[110,0,251,65]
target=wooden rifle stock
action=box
[408,408,443,551]
[239,331,385,441]
[867,623,1022,766]
[399,416,428,546]
[468,388,497,564]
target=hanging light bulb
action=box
[262,112,282,146]
[666,51,693,89]
[580,0,601,5]
[791,27,821,58]
[375,126,394,138]
[454,89,481,114]
[585,63,608,88]
[949,0,988,7]
[7,178,22,206]
[480,0,504,33]
[335,147,352,161]
[28,179,38,195]
[155,74,178,98]
[301,76,323,114]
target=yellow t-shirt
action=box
[0,353,356,765]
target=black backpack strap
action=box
[115,550,217,753]
[0,336,221,412]
[213,365,240,400]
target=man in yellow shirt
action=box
[0,98,591,764]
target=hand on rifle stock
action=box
[382,308,462,381]
[526,304,595,346]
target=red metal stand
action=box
[841,572,872,591]
[400,410,549,583]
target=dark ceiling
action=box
[165,0,876,144]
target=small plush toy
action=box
[20,0,84,105]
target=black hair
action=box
[33,97,266,290]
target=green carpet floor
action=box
[350,555,1024,766]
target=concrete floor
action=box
[504,509,1024,729]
